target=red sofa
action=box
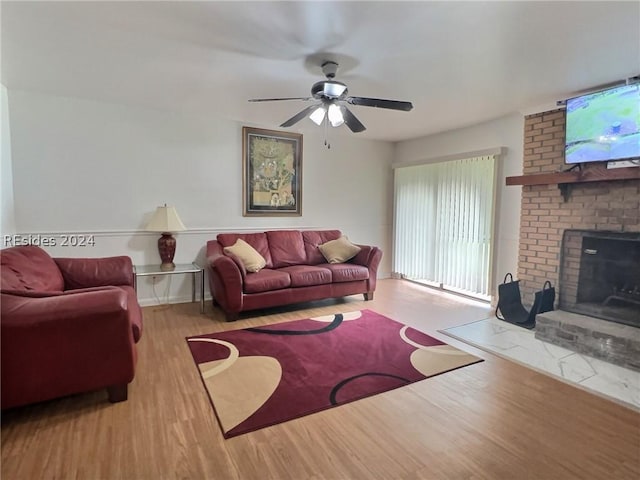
[1,245,143,409]
[206,229,383,320]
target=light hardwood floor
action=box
[2,279,639,479]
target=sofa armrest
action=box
[207,248,245,315]
[1,286,143,343]
[350,245,383,295]
[1,286,123,298]
[351,245,382,269]
[366,246,383,274]
[208,255,243,284]
[222,251,247,278]
[1,288,132,328]
[1,289,137,408]
[54,256,135,290]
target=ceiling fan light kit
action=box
[310,106,326,125]
[249,60,414,145]
[328,104,344,127]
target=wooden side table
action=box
[134,263,205,313]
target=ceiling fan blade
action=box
[248,97,312,102]
[346,96,413,111]
[342,107,366,133]
[280,104,320,128]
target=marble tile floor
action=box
[441,316,640,410]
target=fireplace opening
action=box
[560,230,640,328]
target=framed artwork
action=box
[242,127,303,216]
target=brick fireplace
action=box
[559,230,640,328]
[515,109,640,371]
[517,108,640,304]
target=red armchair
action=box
[1,245,143,409]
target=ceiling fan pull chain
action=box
[326,115,332,149]
[324,114,330,149]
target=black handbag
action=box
[496,274,555,330]
[495,273,530,326]
[531,280,555,318]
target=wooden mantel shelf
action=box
[506,165,640,187]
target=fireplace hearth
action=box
[560,230,640,328]
[534,309,640,371]
[541,230,640,372]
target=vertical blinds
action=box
[393,155,496,298]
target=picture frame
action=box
[242,126,303,216]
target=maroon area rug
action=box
[186,309,482,438]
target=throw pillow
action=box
[223,239,266,273]
[318,236,361,264]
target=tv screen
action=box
[565,83,640,164]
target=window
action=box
[393,153,498,299]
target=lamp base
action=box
[158,233,177,271]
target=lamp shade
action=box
[328,104,344,127]
[145,205,186,233]
[309,106,326,125]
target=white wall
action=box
[1,84,16,238]
[7,89,394,305]
[393,113,524,299]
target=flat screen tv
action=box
[564,82,640,164]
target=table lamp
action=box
[145,204,186,271]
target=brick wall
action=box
[517,109,640,304]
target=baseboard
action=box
[138,294,211,307]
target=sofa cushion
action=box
[323,263,369,283]
[243,269,291,294]
[0,245,64,292]
[278,265,332,287]
[319,236,361,264]
[223,239,266,273]
[217,232,273,268]
[302,230,342,265]
[266,230,307,268]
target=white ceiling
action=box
[2,1,639,142]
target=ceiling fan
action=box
[248,61,413,134]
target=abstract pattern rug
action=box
[186,309,482,438]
